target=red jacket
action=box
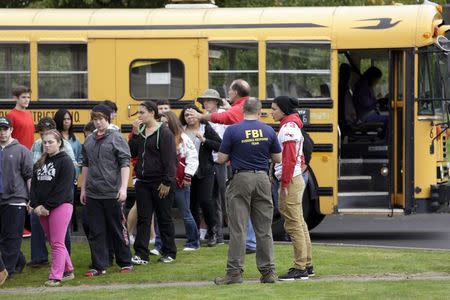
[210,96,248,125]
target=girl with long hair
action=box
[179,104,222,247]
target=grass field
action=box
[3,240,450,299]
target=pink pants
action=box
[40,203,74,281]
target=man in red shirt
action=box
[6,86,34,150]
[187,79,250,125]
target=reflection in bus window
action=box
[130,59,184,100]
[0,44,30,100]
[266,42,330,99]
[38,44,87,100]
[208,42,258,98]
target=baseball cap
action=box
[0,117,11,129]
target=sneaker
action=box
[182,247,200,252]
[260,272,277,284]
[131,255,148,265]
[216,238,225,245]
[84,269,106,277]
[278,268,309,281]
[207,235,217,247]
[120,266,133,273]
[214,272,243,285]
[158,255,174,263]
[61,272,75,282]
[306,265,315,277]
[149,249,161,256]
[246,248,256,254]
[22,229,31,238]
[44,279,61,287]
[0,269,8,286]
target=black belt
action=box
[233,169,266,174]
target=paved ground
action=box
[310,213,450,250]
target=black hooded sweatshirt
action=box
[30,151,74,210]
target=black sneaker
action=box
[306,265,315,277]
[278,268,309,281]
[158,255,174,263]
[207,235,217,247]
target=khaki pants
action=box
[225,172,275,275]
[279,175,312,269]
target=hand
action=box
[182,179,191,187]
[34,205,46,217]
[132,119,143,135]
[301,164,308,173]
[195,132,205,143]
[158,183,171,198]
[222,99,231,110]
[280,187,289,198]
[186,108,203,120]
[41,207,50,217]
[26,203,33,214]
[80,189,87,205]
[117,187,127,203]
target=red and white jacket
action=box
[274,113,304,188]
[176,132,199,188]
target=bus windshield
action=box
[418,46,450,116]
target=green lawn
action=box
[3,240,450,290]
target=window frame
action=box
[0,42,31,101]
[129,58,185,101]
[37,42,88,101]
[265,40,331,100]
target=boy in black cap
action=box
[80,104,133,276]
[0,117,33,278]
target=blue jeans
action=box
[30,212,71,263]
[155,187,200,249]
[246,219,256,251]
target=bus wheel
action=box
[271,170,325,240]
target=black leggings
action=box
[190,174,217,235]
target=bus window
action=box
[38,43,87,100]
[208,42,258,98]
[418,46,450,116]
[266,42,330,99]
[0,43,30,100]
[130,59,184,100]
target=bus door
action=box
[114,38,208,127]
[390,49,414,214]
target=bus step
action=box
[339,159,389,177]
[337,208,404,215]
[338,175,389,192]
[337,191,389,208]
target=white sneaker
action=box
[149,249,161,256]
[131,255,148,265]
[183,247,200,252]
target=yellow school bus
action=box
[0,2,449,234]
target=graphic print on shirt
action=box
[241,129,269,145]
[37,162,56,181]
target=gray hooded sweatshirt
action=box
[0,139,33,205]
[81,129,130,200]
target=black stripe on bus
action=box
[318,187,333,196]
[261,99,332,109]
[268,123,333,132]
[313,144,333,152]
[0,100,104,109]
[0,23,326,31]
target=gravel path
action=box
[2,272,450,295]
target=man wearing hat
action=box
[197,89,228,244]
[271,96,314,281]
[80,104,133,276]
[0,117,33,278]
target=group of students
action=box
[0,79,315,287]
